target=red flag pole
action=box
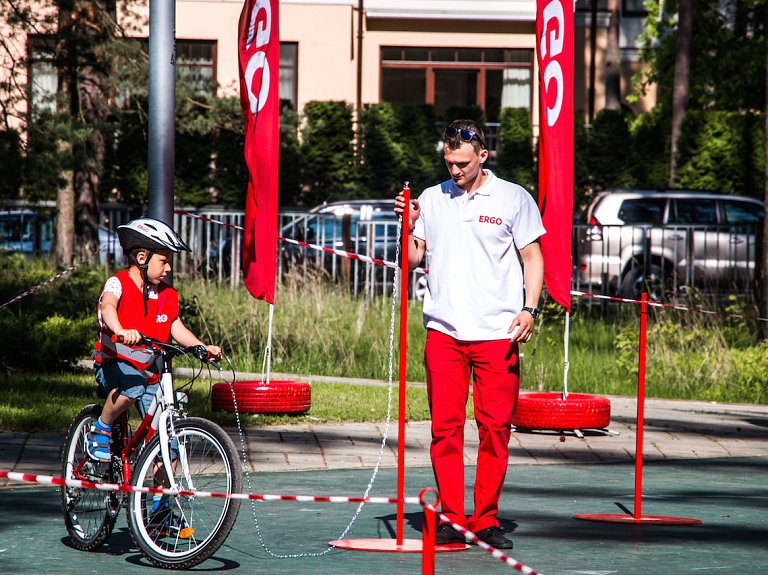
[396,182,410,546]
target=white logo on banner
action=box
[541,0,564,127]
[244,0,272,115]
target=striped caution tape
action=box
[0,470,421,505]
[174,209,428,275]
[174,211,766,323]
[570,290,768,323]
[421,501,543,575]
[175,209,244,230]
[0,246,104,309]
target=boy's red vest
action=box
[93,269,179,384]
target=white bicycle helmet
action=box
[117,218,190,314]
[117,218,191,254]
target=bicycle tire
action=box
[60,404,119,551]
[126,417,242,569]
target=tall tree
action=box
[56,0,116,261]
[670,0,692,185]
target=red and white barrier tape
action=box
[423,503,542,575]
[0,246,103,309]
[0,470,421,505]
[174,208,428,274]
[570,290,768,323]
[175,209,243,230]
[173,211,768,323]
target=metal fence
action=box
[572,222,762,305]
[6,201,762,303]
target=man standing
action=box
[395,119,544,549]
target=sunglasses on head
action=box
[443,127,486,149]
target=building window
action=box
[27,36,57,116]
[380,47,533,122]
[280,42,298,110]
[176,40,216,97]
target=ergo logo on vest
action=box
[478,215,503,225]
[540,0,565,127]
[156,314,169,323]
[243,0,273,115]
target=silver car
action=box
[577,189,764,300]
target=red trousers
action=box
[424,329,520,532]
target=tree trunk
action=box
[52,158,75,266]
[51,1,77,267]
[74,62,109,258]
[670,0,692,186]
[604,0,621,111]
[762,1,768,339]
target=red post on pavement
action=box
[421,502,436,575]
[634,292,648,521]
[397,182,411,546]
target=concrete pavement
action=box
[2,394,766,487]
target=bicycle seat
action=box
[96,386,109,400]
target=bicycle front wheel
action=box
[127,417,242,569]
[60,404,119,551]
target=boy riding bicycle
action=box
[88,217,221,532]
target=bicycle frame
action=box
[73,344,184,491]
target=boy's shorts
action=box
[94,360,179,460]
[94,361,159,418]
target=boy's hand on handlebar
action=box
[115,329,142,346]
[205,345,222,361]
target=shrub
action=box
[587,109,636,191]
[300,100,355,204]
[675,110,765,197]
[495,107,534,193]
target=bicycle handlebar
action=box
[111,334,216,363]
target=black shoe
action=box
[474,526,513,549]
[434,523,466,545]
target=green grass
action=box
[2,260,766,433]
[0,371,437,432]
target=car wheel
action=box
[620,263,669,302]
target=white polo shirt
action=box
[413,170,545,341]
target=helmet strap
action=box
[128,249,154,316]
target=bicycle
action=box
[60,335,242,569]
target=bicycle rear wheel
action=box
[60,404,119,551]
[127,417,242,569]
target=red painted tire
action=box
[211,380,311,415]
[511,392,611,431]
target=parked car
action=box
[279,199,427,298]
[0,210,119,265]
[578,189,764,300]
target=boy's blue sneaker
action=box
[85,422,112,462]
[147,500,194,539]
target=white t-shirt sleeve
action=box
[103,276,122,300]
[511,187,546,249]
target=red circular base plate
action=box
[331,538,468,552]
[573,513,702,525]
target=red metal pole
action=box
[634,292,648,521]
[422,503,436,574]
[397,182,411,546]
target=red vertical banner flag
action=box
[239,0,280,303]
[536,0,574,311]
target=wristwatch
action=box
[521,306,540,319]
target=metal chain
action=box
[227,216,404,558]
